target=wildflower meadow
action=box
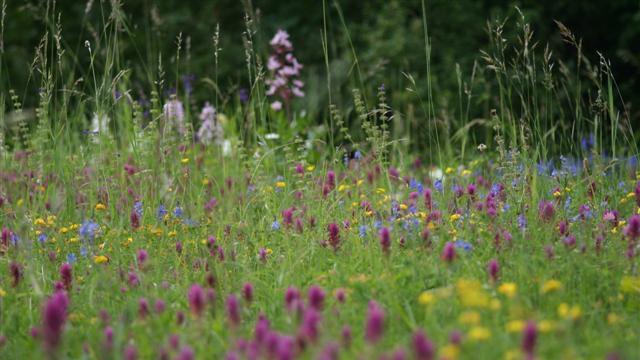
[0,1,639,359]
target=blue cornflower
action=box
[134,201,143,217]
[434,179,443,193]
[11,233,20,246]
[518,214,527,229]
[157,204,168,220]
[173,205,183,218]
[66,253,77,264]
[271,218,280,231]
[454,240,473,252]
[354,150,362,160]
[359,225,367,238]
[373,220,382,230]
[38,233,48,244]
[79,220,99,243]
[564,196,572,211]
[409,179,424,194]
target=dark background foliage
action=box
[2,0,639,126]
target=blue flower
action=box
[66,253,77,264]
[134,201,143,217]
[409,179,424,194]
[11,233,20,246]
[359,225,367,238]
[434,179,443,193]
[157,204,168,221]
[271,218,280,231]
[518,214,527,229]
[79,220,99,243]
[373,220,382,230]
[354,150,362,160]
[38,233,48,244]
[173,205,183,218]
[454,240,473,252]
[80,247,88,257]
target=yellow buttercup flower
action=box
[468,326,491,341]
[95,203,106,211]
[541,279,562,294]
[441,344,460,360]
[445,167,455,174]
[181,158,190,164]
[498,282,517,298]
[275,181,286,188]
[537,320,555,333]
[34,218,47,226]
[418,291,436,306]
[506,320,525,333]
[458,310,480,325]
[620,276,640,294]
[94,255,109,264]
[306,165,315,172]
[449,213,462,222]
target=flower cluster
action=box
[265,30,304,112]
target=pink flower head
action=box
[308,285,325,310]
[412,330,435,360]
[60,263,72,291]
[538,201,555,222]
[225,294,241,326]
[284,286,301,311]
[136,249,148,266]
[243,282,254,303]
[379,227,391,254]
[624,215,640,240]
[521,321,537,359]
[441,242,456,263]
[327,223,340,250]
[187,284,206,317]
[42,291,69,350]
[365,301,385,344]
[487,258,499,282]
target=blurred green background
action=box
[2,0,639,131]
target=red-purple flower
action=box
[487,258,499,282]
[136,249,148,267]
[41,291,69,351]
[624,215,640,240]
[226,294,241,326]
[243,282,254,303]
[521,321,537,359]
[441,242,456,263]
[308,285,325,310]
[538,201,555,222]
[328,223,340,251]
[60,263,72,291]
[285,286,301,311]
[412,330,435,360]
[10,261,22,287]
[187,284,206,317]
[379,227,391,254]
[365,301,385,344]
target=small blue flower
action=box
[134,201,143,217]
[157,204,168,221]
[409,179,424,194]
[11,233,20,246]
[80,247,88,257]
[518,214,527,229]
[271,218,280,231]
[454,240,473,252]
[38,233,48,244]
[359,225,367,238]
[434,179,443,193]
[173,205,183,218]
[79,220,99,243]
[373,220,382,230]
[354,150,362,160]
[66,253,77,264]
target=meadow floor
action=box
[0,142,639,359]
